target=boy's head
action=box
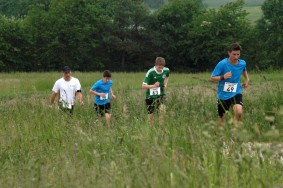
[228,43,241,61]
[228,43,242,52]
[103,70,112,78]
[155,57,166,66]
[102,70,112,83]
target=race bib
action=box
[100,93,108,100]
[223,82,238,93]
[59,99,72,109]
[62,103,72,109]
[150,87,161,96]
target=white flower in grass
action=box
[159,104,166,113]
[265,116,275,123]
[279,105,283,115]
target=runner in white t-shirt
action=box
[50,66,84,113]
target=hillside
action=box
[203,0,264,7]
[204,0,264,23]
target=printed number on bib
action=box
[223,82,238,93]
[59,99,72,109]
[150,87,161,96]
[63,103,72,109]
[100,93,108,100]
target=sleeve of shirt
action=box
[211,62,223,77]
[75,79,82,91]
[52,80,59,93]
[166,68,170,77]
[91,81,98,91]
[143,71,151,85]
[242,60,247,71]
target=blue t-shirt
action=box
[211,58,247,100]
[91,79,113,105]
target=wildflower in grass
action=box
[279,105,283,115]
[210,43,249,127]
[265,116,275,123]
[122,104,129,120]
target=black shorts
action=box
[94,103,111,117]
[145,95,166,114]
[217,94,243,117]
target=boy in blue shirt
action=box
[210,43,249,126]
[90,70,116,127]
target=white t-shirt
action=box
[52,77,81,106]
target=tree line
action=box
[0,0,282,72]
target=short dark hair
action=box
[228,43,242,52]
[103,70,111,77]
[62,66,71,72]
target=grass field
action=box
[204,0,264,23]
[204,0,264,7]
[244,6,262,23]
[0,71,283,187]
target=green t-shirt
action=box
[143,66,170,99]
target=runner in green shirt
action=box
[142,57,170,125]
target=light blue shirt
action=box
[91,79,113,105]
[211,58,247,100]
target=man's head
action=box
[155,57,165,73]
[228,43,242,62]
[62,66,71,81]
[228,43,242,52]
[103,70,111,83]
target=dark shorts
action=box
[145,95,166,114]
[217,94,243,117]
[94,103,111,117]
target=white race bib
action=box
[150,87,161,96]
[62,103,72,109]
[223,82,238,93]
[59,99,72,109]
[100,93,108,100]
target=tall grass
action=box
[0,71,282,187]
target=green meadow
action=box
[244,6,262,23]
[0,71,283,187]
[204,0,263,24]
[204,0,264,7]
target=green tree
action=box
[187,0,251,71]
[253,0,283,69]
[0,15,29,71]
[0,0,51,18]
[101,0,157,71]
[24,0,109,71]
[150,0,203,71]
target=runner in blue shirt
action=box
[90,70,116,127]
[210,43,249,126]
